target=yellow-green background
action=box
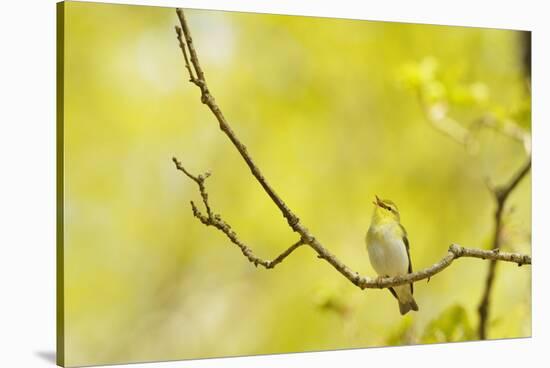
[61,2,531,366]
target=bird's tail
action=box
[398,296,419,315]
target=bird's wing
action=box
[400,224,414,294]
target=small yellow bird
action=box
[366,195,419,315]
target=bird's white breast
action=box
[366,224,409,277]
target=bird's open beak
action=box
[373,195,381,206]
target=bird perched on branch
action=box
[366,196,419,315]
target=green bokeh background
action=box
[61,2,531,366]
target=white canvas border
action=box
[0,0,547,367]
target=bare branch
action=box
[453,245,531,265]
[173,158,531,290]
[175,9,300,229]
[175,26,198,85]
[172,9,531,306]
[172,158,304,269]
[495,157,532,203]
[364,244,531,289]
[176,9,206,84]
[172,157,212,219]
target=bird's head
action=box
[372,195,401,224]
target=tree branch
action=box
[172,157,304,269]
[172,157,530,288]
[175,9,300,229]
[173,8,531,298]
[418,94,531,340]
[418,98,474,150]
[477,156,531,339]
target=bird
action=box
[366,195,419,315]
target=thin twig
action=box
[474,115,532,154]
[495,158,532,202]
[173,157,304,269]
[173,157,212,219]
[416,89,475,151]
[418,91,531,155]
[175,26,197,84]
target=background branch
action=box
[417,89,531,155]
[477,156,531,339]
[418,98,474,150]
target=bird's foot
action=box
[375,275,388,282]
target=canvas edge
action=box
[56,1,66,367]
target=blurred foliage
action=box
[385,317,415,346]
[398,56,531,136]
[421,305,475,343]
[61,2,531,366]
